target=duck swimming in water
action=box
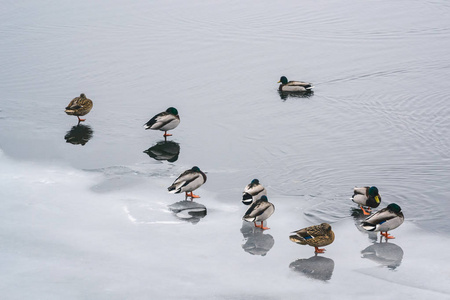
[278,76,314,92]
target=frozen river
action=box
[1,1,450,299]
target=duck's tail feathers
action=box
[243,216,256,222]
[167,185,180,194]
[242,193,253,205]
[361,222,376,231]
[306,85,314,90]
[289,235,308,245]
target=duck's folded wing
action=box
[353,187,367,196]
[65,98,78,110]
[173,170,200,186]
[306,224,328,237]
[145,112,175,129]
[244,183,264,195]
[364,208,397,225]
[287,81,313,87]
[244,200,271,218]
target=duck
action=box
[242,179,267,205]
[361,203,404,239]
[167,166,207,200]
[278,76,314,92]
[65,93,93,123]
[289,223,335,254]
[242,195,275,230]
[352,186,381,215]
[144,107,180,140]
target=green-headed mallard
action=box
[242,195,275,230]
[290,223,335,254]
[65,93,93,123]
[242,179,267,205]
[144,107,180,139]
[352,186,381,215]
[361,203,404,239]
[167,166,207,200]
[278,76,314,92]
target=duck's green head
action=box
[387,203,402,213]
[260,195,268,202]
[251,179,260,185]
[369,186,381,203]
[278,76,288,84]
[368,186,379,196]
[166,107,178,115]
[191,166,201,172]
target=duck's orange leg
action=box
[186,192,200,200]
[254,221,270,230]
[381,232,395,239]
[163,131,172,137]
[314,246,326,253]
[260,221,270,230]
[77,116,86,122]
[360,206,371,215]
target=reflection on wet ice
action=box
[64,124,93,146]
[361,242,404,270]
[240,221,274,256]
[289,255,335,281]
[144,140,180,162]
[168,200,207,224]
[350,207,378,242]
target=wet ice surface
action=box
[1,0,450,298]
[1,152,450,299]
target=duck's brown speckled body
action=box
[290,223,335,253]
[65,93,93,123]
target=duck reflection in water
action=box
[278,90,314,101]
[361,242,404,270]
[289,255,335,281]
[64,124,93,146]
[144,140,180,162]
[240,221,274,256]
[168,200,207,225]
[351,207,378,242]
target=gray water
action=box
[1,1,450,299]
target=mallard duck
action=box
[167,166,207,200]
[289,223,335,254]
[278,76,314,92]
[242,195,275,230]
[144,107,180,139]
[361,203,404,239]
[65,93,93,123]
[352,186,381,215]
[242,179,267,205]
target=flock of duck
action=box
[64,76,405,254]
